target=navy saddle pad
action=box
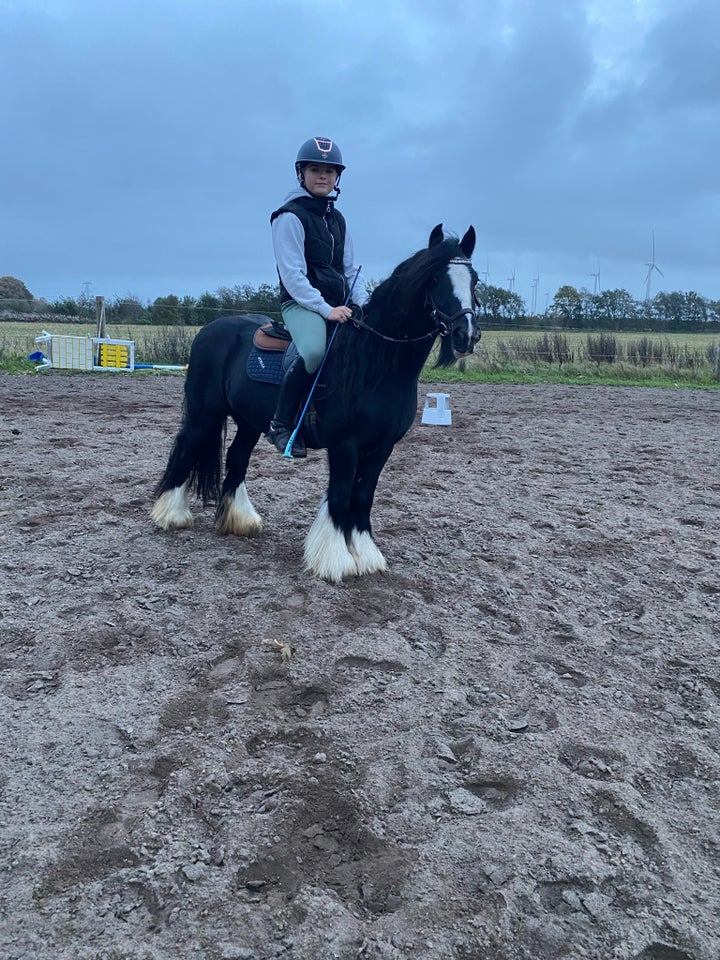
[246,341,299,384]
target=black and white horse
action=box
[151,224,480,582]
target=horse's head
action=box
[428,224,482,365]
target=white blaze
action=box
[448,261,475,344]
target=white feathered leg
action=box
[151,483,194,530]
[348,529,387,576]
[304,499,358,583]
[215,482,263,536]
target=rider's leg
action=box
[266,302,326,458]
[266,355,313,457]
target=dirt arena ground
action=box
[1,371,719,960]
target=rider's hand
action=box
[327,305,353,323]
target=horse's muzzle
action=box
[452,318,481,358]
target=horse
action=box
[150,223,480,582]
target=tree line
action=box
[0,276,283,326]
[548,285,718,332]
[475,283,720,332]
[2,274,719,332]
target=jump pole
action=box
[283,266,362,459]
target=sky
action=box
[2,0,719,310]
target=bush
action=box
[134,327,195,364]
[586,332,618,364]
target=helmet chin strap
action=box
[296,166,342,198]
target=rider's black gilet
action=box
[271,195,347,308]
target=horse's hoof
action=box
[214,486,263,537]
[348,530,387,576]
[306,554,359,583]
[304,502,359,582]
[151,488,193,530]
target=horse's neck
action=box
[368,297,435,373]
[331,293,433,392]
[375,288,428,335]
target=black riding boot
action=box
[266,356,313,458]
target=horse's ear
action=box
[461,226,476,258]
[429,224,444,247]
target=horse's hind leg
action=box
[151,415,224,531]
[215,422,263,536]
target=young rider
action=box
[267,136,367,458]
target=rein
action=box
[352,257,476,345]
[352,312,440,344]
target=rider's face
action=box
[302,163,339,197]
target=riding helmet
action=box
[295,137,345,174]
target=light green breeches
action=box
[280,301,328,374]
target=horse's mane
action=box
[331,236,466,393]
[367,235,466,328]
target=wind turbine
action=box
[507,268,516,293]
[590,267,601,295]
[644,230,664,301]
[481,255,491,285]
[530,274,539,315]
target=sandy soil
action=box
[1,371,719,960]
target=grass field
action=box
[0,322,181,357]
[2,320,719,387]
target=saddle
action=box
[247,318,332,400]
[247,321,297,385]
[252,321,292,352]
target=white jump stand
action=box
[422,392,452,426]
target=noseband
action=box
[353,257,478,344]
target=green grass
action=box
[0,356,36,374]
[422,363,720,389]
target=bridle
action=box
[352,257,478,345]
[428,257,477,335]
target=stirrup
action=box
[266,420,306,458]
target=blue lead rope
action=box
[283,266,362,459]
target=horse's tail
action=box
[155,396,227,504]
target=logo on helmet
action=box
[314,137,333,157]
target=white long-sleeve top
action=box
[271,186,368,318]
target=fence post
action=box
[95,296,106,339]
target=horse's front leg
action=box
[304,443,359,583]
[347,442,394,576]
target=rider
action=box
[267,136,367,458]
